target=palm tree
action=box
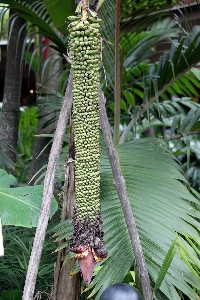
[1,0,200,299]
[0,9,26,164]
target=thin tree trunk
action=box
[52,120,80,300]
[22,71,73,300]
[29,41,62,184]
[0,10,26,163]
[100,90,152,300]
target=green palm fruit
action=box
[88,17,102,23]
[67,12,108,284]
[89,23,101,29]
[67,15,80,21]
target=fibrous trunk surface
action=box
[67,6,107,287]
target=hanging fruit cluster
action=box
[67,6,107,287]
[68,15,101,224]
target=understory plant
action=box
[0,225,57,299]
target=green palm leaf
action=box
[54,138,200,299]
[90,138,200,299]
[1,0,66,53]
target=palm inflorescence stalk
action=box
[67,1,107,287]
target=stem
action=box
[100,90,152,300]
[169,129,200,140]
[114,0,121,146]
[82,0,89,20]
[22,71,73,300]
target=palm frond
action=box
[53,138,200,299]
[122,19,180,68]
[98,0,115,88]
[0,0,66,53]
[120,0,177,20]
[92,138,200,299]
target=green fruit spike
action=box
[68,5,108,287]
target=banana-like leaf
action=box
[44,0,75,34]
[0,169,58,227]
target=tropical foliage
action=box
[0,0,200,299]
[0,225,56,298]
[0,168,57,226]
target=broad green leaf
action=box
[44,0,75,34]
[0,170,58,227]
[0,169,17,188]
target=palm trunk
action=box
[0,10,26,163]
[52,121,81,300]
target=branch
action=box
[22,71,73,300]
[169,129,200,140]
[119,64,198,144]
[100,90,152,300]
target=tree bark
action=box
[100,90,152,300]
[52,120,81,300]
[22,71,73,300]
[0,10,26,163]
[29,41,62,184]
